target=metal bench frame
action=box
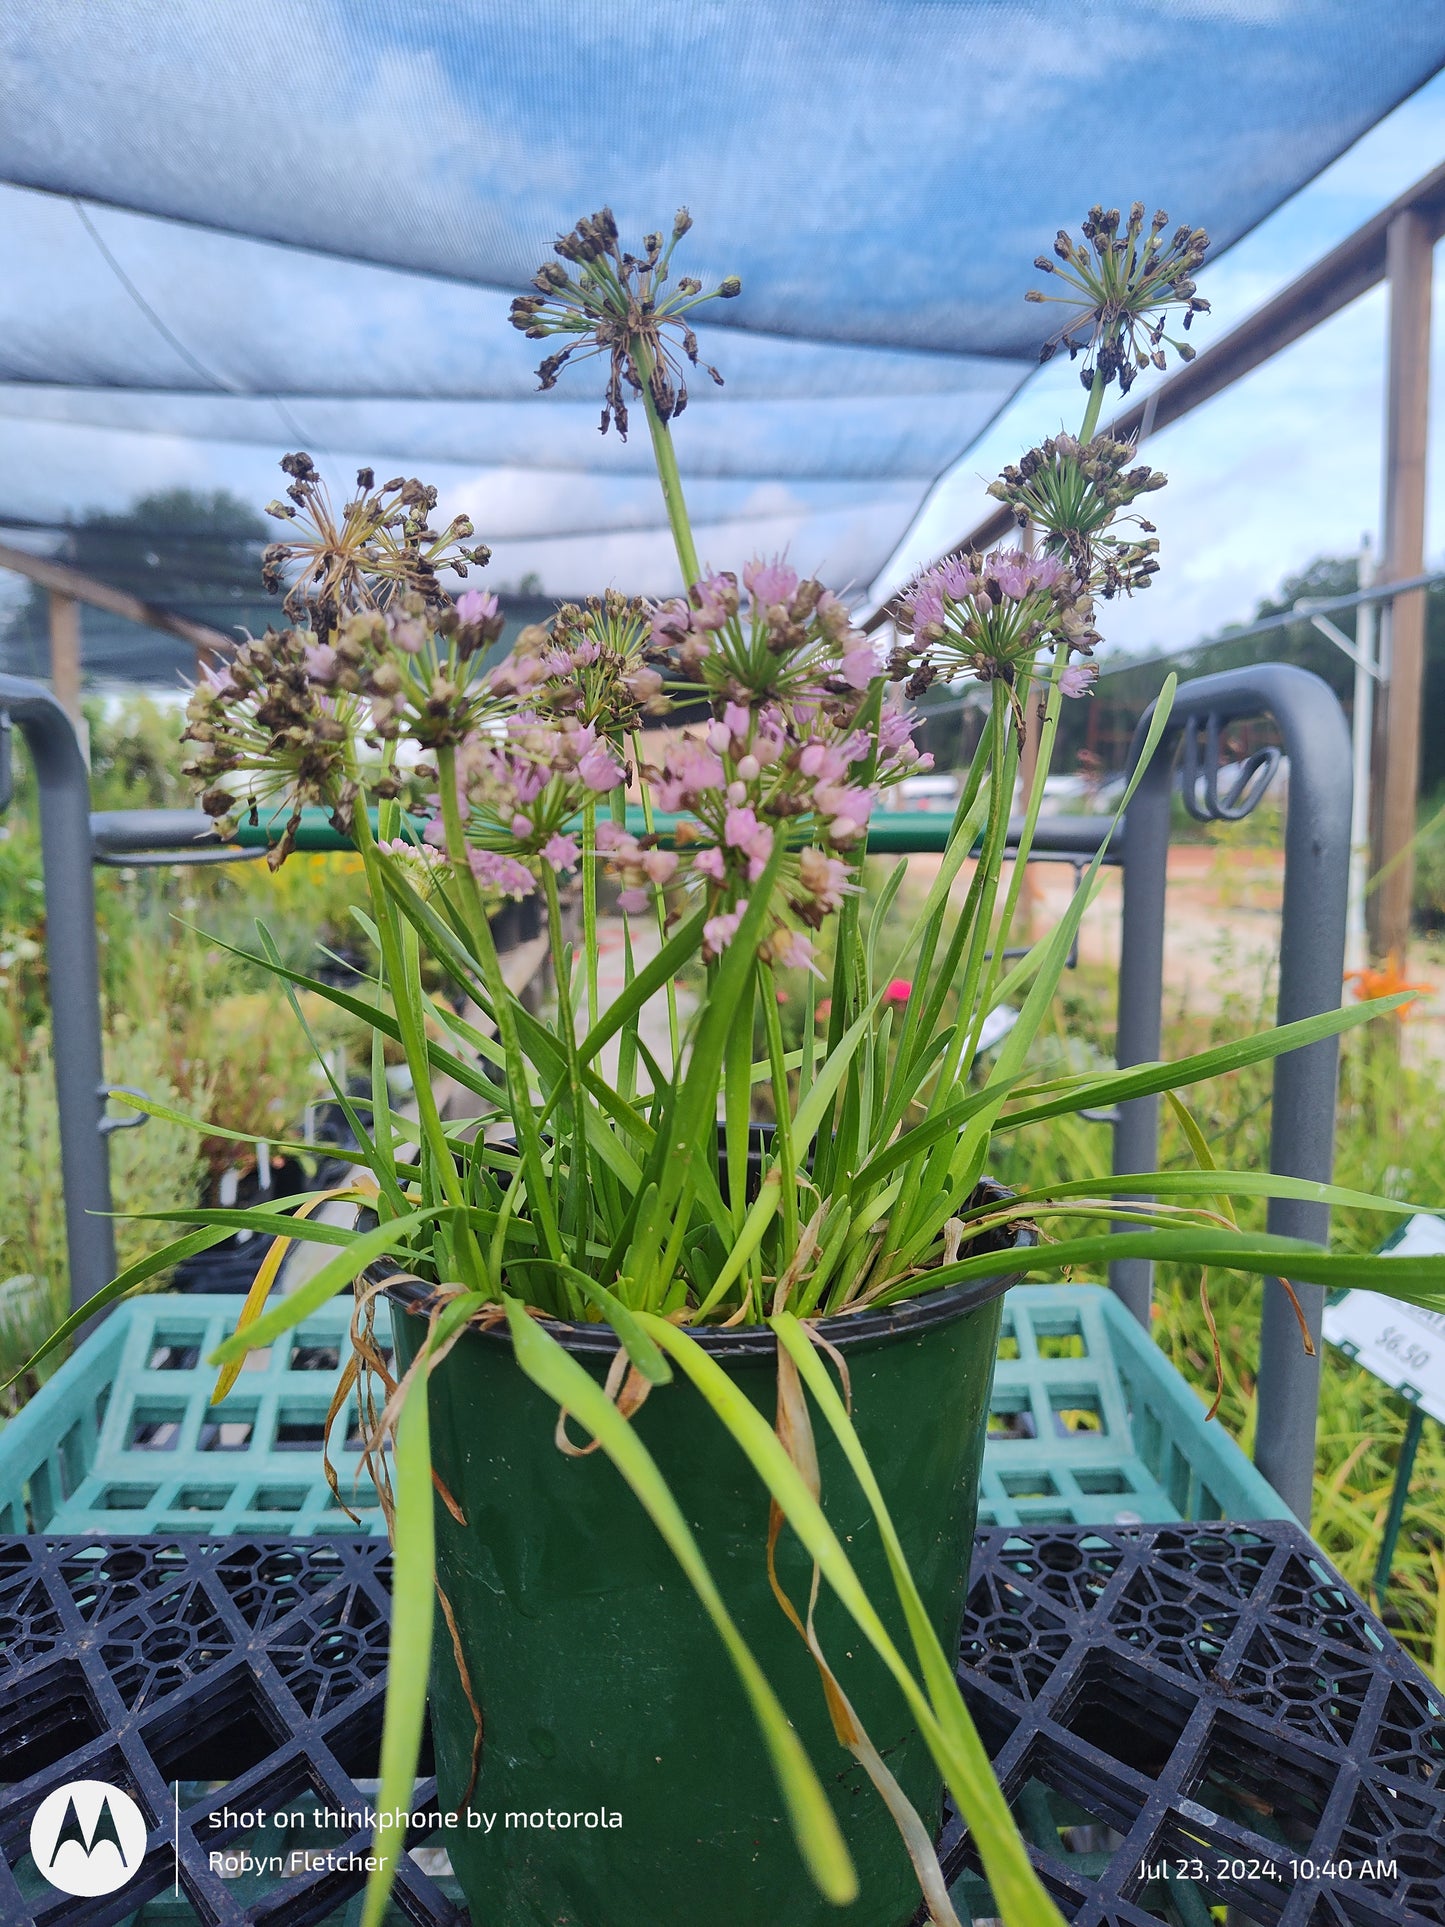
[0,662,1352,1518]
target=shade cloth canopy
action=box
[2,0,1442,640]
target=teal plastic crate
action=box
[0,1283,1288,1541]
[980,1283,1292,1526]
[0,1294,390,1536]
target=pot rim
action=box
[382,1179,1033,1360]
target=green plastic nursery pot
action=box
[389,1241,1024,1927]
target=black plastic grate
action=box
[0,1525,1439,1923]
[938,1522,1445,1926]
[0,1537,460,1926]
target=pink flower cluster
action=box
[723,805,774,880]
[361,545,932,947]
[792,847,853,924]
[649,737,727,813]
[697,901,820,973]
[900,548,1067,648]
[464,849,538,899]
[484,652,547,700]
[595,820,679,914]
[600,684,915,960]
[647,558,875,706]
[484,593,665,733]
[455,588,501,631]
[891,545,1105,703]
[420,716,627,898]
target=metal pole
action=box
[1110,736,1173,1326]
[1256,669,1352,1520]
[1111,667,1352,1519]
[0,674,116,1315]
[1370,208,1433,965]
[1373,1401,1426,1604]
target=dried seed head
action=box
[512,211,741,440]
[1025,204,1211,393]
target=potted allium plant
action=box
[26,204,1445,1927]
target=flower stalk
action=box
[435,740,569,1289]
[634,333,702,589]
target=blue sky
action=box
[870,68,1445,656]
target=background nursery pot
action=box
[388,1228,1029,1927]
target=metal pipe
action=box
[90,808,262,868]
[89,808,224,855]
[0,673,116,1316]
[1372,1401,1425,1602]
[1113,664,1352,1521]
[1300,541,1378,976]
[90,803,1120,862]
[1256,668,1352,1519]
[1110,733,1174,1325]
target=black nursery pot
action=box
[172,1155,307,1294]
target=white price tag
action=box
[1322,1214,1445,1423]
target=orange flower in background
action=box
[1344,953,1433,1016]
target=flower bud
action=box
[624,666,664,705]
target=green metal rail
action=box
[230,805,1110,859]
